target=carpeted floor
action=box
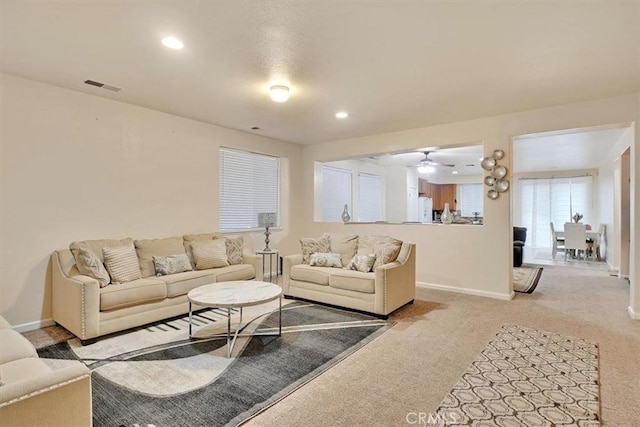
[244,266,639,426]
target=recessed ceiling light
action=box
[269,85,290,103]
[452,171,459,174]
[335,111,348,119]
[162,37,184,49]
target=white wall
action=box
[0,73,304,327]
[631,94,640,318]
[300,94,639,304]
[599,127,633,268]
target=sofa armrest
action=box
[243,252,263,281]
[51,251,100,340]
[282,254,303,294]
[373,243,416,315]
[0,362,92,427]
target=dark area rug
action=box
[513,266,544,293]
[37,302,392,427]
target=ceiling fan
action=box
[418,151,455,168]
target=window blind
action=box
[219,147,279,231]
[322,166,352,222]
[518,176,593,248]
[358,173,383,222]
[456,184,484,217]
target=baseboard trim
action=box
[416,282,514,301]
[13,318,55,332]
[628,306,640,320]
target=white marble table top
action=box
[187,280,282,308]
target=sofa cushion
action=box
[300,236,330,264]
[323,233,358,266]
[309,253,343,268]
[372,242,402,268]
[0,357,52,385]
[356,235,402,257]
[153,254,193,276]
[158,270,216,298]
[347,254,377,273]
[99,278,167,311]
[329,270,375,294]
[103,244,142,284]
[0,329,38,364]
[134,237,187,278]
[290,265,335,286]
[225,236,244,265]
[213,264,255,283]
[75,247,111,287]
[70,237,133,263]
[183,232,222,264]
[192,239,229,269]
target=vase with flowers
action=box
[572,212,583,223]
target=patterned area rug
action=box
[434,325,600,426]
[37,301,392,427]
[513,267,544,294]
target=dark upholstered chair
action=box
[513,227,527,267]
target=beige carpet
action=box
[244,266,640,426]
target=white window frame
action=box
[219,147,280,232]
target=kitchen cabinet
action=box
[419,180,456,210]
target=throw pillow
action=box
[309,252,343,268]
[102,244,142,284]
[225,236,244,265]
[182,232,223,265]
[134,236,187,277]
[323,233,358,266]
[372,243,402,268]
[153,254,193,276]
[356,235,402,256]
[300,236,331,264]
[191,239,229,269]
[75,247,111,287]
[347,254,377,273]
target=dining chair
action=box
[593,224,605,261]
[564,222,587,260]
[550,222,565,258]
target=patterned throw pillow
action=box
[102,244,142,284]
[225,237,244,265]
[75,247,111,287]
[153,254,193,276]
[300,236,331,264]
[347,254,377,273]
[309,252,343,268]
[191,239,229,269]
[372,243,402,268]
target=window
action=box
[219,147,279,231]
[518,176,593,247]
[358,173,383,221]
[322,166,352,222]
[456,184,484,217]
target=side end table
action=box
[256,249,279,283]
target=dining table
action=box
[555,227,601,260]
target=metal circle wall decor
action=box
[482,149,509,201]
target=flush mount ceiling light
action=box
[269,85,290,103]
[335,111,348,119]
[162,36,184,49]
[452,171,459,174]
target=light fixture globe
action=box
[269,85,290,103]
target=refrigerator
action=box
[419,197,433,224]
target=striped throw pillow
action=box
[102,244,142,284]
[191,239,229,270]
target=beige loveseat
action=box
[0,315,92,426]
[51,233,261,344]
[283,234,416,318]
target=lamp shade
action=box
[258,212,277,227]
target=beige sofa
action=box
[0,315,92,426]
[52,233,261,344]
[283,234,416,318]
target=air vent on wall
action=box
[84,79,122,92]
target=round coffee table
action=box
[187,280,282,358]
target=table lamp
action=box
[257,212,277,251]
